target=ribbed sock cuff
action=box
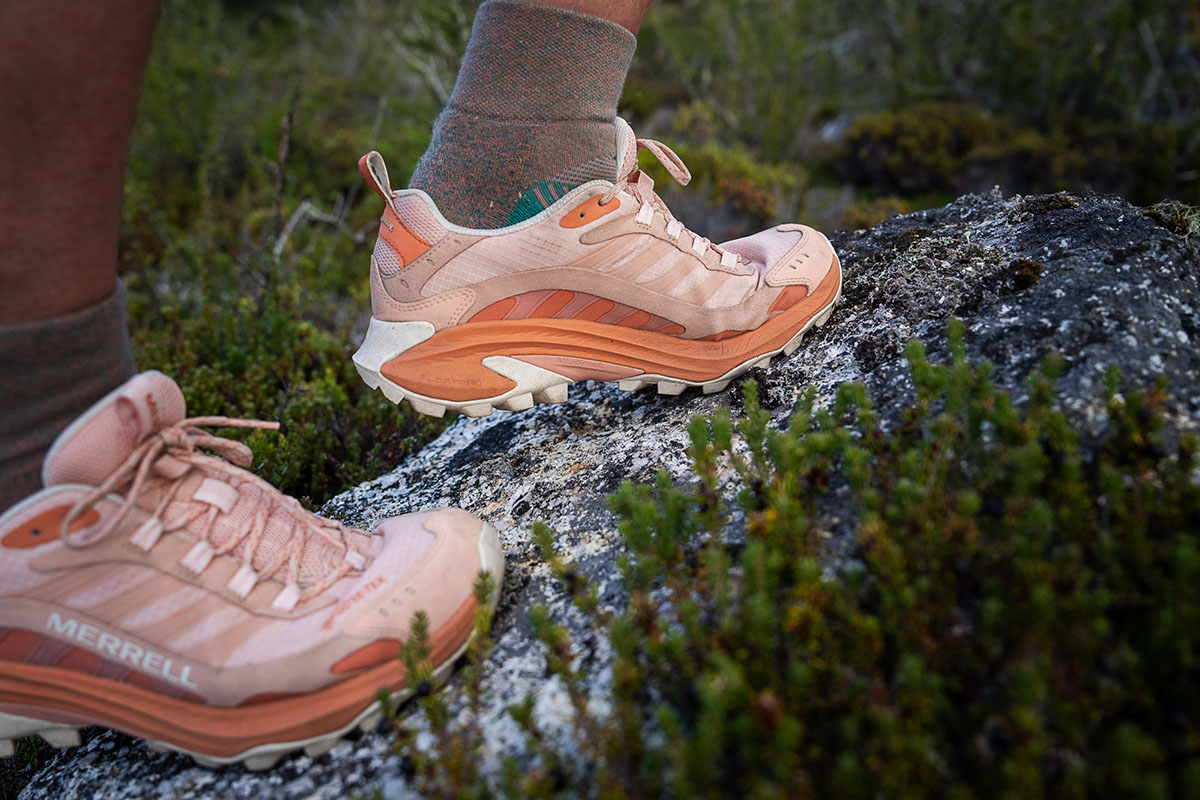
[0,284,136,510]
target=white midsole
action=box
[353,318,574,417]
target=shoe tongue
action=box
[614,117,638,180]
[43,371,187,487]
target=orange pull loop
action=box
[358,151,393,201]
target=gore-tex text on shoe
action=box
[46,612,200,690]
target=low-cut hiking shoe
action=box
[0,372,503,769]
[353,117,842,418]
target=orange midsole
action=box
[381,256,841,402]
[0,596,477,758]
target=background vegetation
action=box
[115,0,1198,508]
[6,3,1195,797]
[391,327,1200,798]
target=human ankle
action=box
[0,284,136,511]
[409,0,637,229]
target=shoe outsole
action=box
[355,283,842,419]
[0,522,505,771]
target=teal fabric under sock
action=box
[409,0,637,229]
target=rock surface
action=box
[21,191,1199,799]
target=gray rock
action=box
[20,191,1198,799]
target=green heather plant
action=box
[641,0,1198,204]
[119,0,464,507]
[395,322,1200,798]
[0,736,47,800]
[380,572,498,799]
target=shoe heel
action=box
[353,318,449,416]
[0,711,81,754]
[354,317,574,419]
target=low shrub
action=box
[119,0,456,508]
[395,322,1200,798]
[839,102,1193,204]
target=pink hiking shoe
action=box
[353,118,841,418]
[0,372,503,768]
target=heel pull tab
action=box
[358,151,393,202]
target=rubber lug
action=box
[501,393,534,412]
[40,728,80,748]
[407,396,447,418]
[243,753,282,771]
[534,384,569,404]
[358,709,384,733]
[379,382,406,404]
[304,739,339,758]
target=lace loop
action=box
[61,415,365,605]
[601,135,739,268]
[637,138,691,186]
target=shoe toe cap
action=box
[337,508,501,639]
[722,224,836,290]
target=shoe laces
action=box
[62,416,367,611]
[599,137,743,271]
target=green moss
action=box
[1144,200,1200,240]
[620,73,671,122]
[396,322,1200,798]
[639,140,806,224]
[1008,192,1080,224]
[842,102,1011,194]
[834,100,1193,206]
[638,2,1198,204]
[117,0,458,508]
[1009,257,1045,289]
[0,738,48,800]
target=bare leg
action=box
[0,0,161,324]
[0,0,159,509]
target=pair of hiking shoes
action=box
[0,121,840,767]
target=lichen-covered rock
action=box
[20,191,1198,799]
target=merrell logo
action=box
[46,612,200,690]
[322,575,386,630]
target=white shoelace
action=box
[63,416,365,610]
[599,137,743,270]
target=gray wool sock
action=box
[409,0,637,229]
[0,284,136,512]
